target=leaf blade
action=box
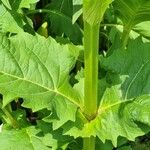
[0,32,82,124]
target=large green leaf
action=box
[63,38,150,146]
[64,84,150,146]
[113,0,150,31]
[0,32,82,126]
[0,126,50,150]
[101,38,150,99]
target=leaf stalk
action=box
[0,103,20,129]
[83,136,95,150]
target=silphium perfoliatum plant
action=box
[0,0,150,150]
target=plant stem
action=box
[122,25,132,47]
[83,136,95,150]
[83,13,100,150]
[83,1,101,149]
[83,0,113,148]
[84,21,99,120]
[83,20,99,150]
[0,103,19,128]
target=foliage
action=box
[0,0,150,149]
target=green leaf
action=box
[113,0,150,32]
[62,38,150,146]
[17,0,39,9]
[108,25,150,52]
[83,0,113,25]
[0,4,24,33]
[63,84,150,146]
[0,32,82,127]
[101,38,150,99]
[95,138,113,150]
[0,126,50,150]
[0,0,37,33]
[48,0,73,18]
[43,95,78,130]
[72,0,83,24]
[128,95,150,126]
[44,0,82,44]
[134,21,150,39]
[1,0,39,10]
[73,0,114,24]
[37,121,73,149]
[0,0,11,10]
[109,24,150,44]
[45,10,83,44]
[43,69,85,130]
[117,146,132,150]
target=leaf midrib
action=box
[98,99,132,115]
[98,56,150,115]
[0,71,81,108]
[122,0,150,28]
[124,59,150,99]
[98,59,150,114]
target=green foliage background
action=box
[0,0,150,149]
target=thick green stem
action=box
[84,21,99,120]
[83,3,100,150]
[83,21,99,150]
[83,136,95,150]
[83,0,111,149]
